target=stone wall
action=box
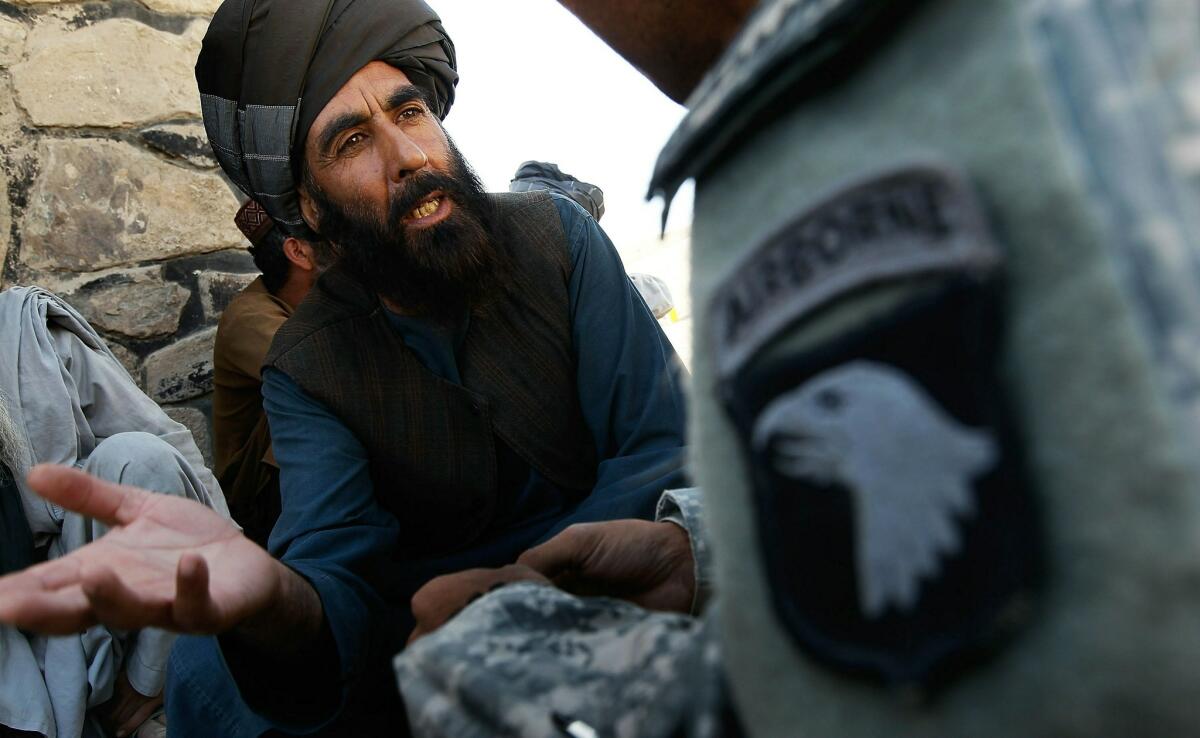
[0,0,250,465]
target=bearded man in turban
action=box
[148,0,688,734]
[0,0,726,735]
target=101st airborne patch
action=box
[713,163,1041,690]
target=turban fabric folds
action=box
[196,0,458,234]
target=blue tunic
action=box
[167,195,690,736]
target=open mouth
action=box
[403,192,451,226]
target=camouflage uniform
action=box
[394,489,727,738]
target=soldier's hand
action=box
[518,520,696,614]
[408,564,551,645]
[0,465,286,636]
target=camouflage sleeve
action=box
[655,487,714,614]
[395,583,722,738]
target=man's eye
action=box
[339,133,366,153]
[816,389,844,412]
[399,107,423,120]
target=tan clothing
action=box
[212,277,291,544]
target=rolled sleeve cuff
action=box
[654,488,713,614]
[287,562,376,686]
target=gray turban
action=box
[196,0,458,234]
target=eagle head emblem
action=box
[752,361,999,619]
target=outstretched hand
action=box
[0,465,284,636]
[518,519,696,614]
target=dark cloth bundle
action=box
[0,463,35,576]
[196,0,458,234]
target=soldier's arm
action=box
[654,488,714,614]
[556,0,756,103]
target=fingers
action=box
[81,567,171,631]
[408,566,551,646]
[406,622,432,646]
[26,465,148,528]
[172,552,219,633]
[409,570,476,641]
[517,523,598,579]
[0,582,96,634]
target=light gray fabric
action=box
[0,287,229,738]
[0,287,227,531]
[629,273,675,320]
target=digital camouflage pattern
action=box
[655,488,713,614]
[396,584,722,738]
[395,489,726,738]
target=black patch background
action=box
[721,276,1042,690]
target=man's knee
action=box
[84,432,192,497]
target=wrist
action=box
[232,561,323,654]
[655,489,712,614]
[658,520,698,613]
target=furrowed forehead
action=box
[308,63,421,154]
[313,63,415,130]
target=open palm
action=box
[0,464,282,636]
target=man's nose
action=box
[379,125,428,183]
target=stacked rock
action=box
[0,0,258,464]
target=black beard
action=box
[308,142,506,318]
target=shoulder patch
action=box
[715,163,1041,691]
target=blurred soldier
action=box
[639,0,1200,736]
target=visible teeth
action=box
[409,198,440,220]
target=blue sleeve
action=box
[228,368,400,726]
[542,196,690,534]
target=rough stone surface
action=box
[0,168,9,290]
[198,271,256,321]
[140,122,217,168]
[107,341,142,380]
[144,326,215,403]
[12,19,202,128]
[142,0,223,15]
[20,138,242,272]
[0,17,27,68]
[164,405,213,467]
[10,0,224,14]
[0,72,24,153]
[70,273,191,339]
[2,1,236,449]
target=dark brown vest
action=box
[266,192,597,555]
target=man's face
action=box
[299,61,502,316]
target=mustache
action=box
[388,170,473,225]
